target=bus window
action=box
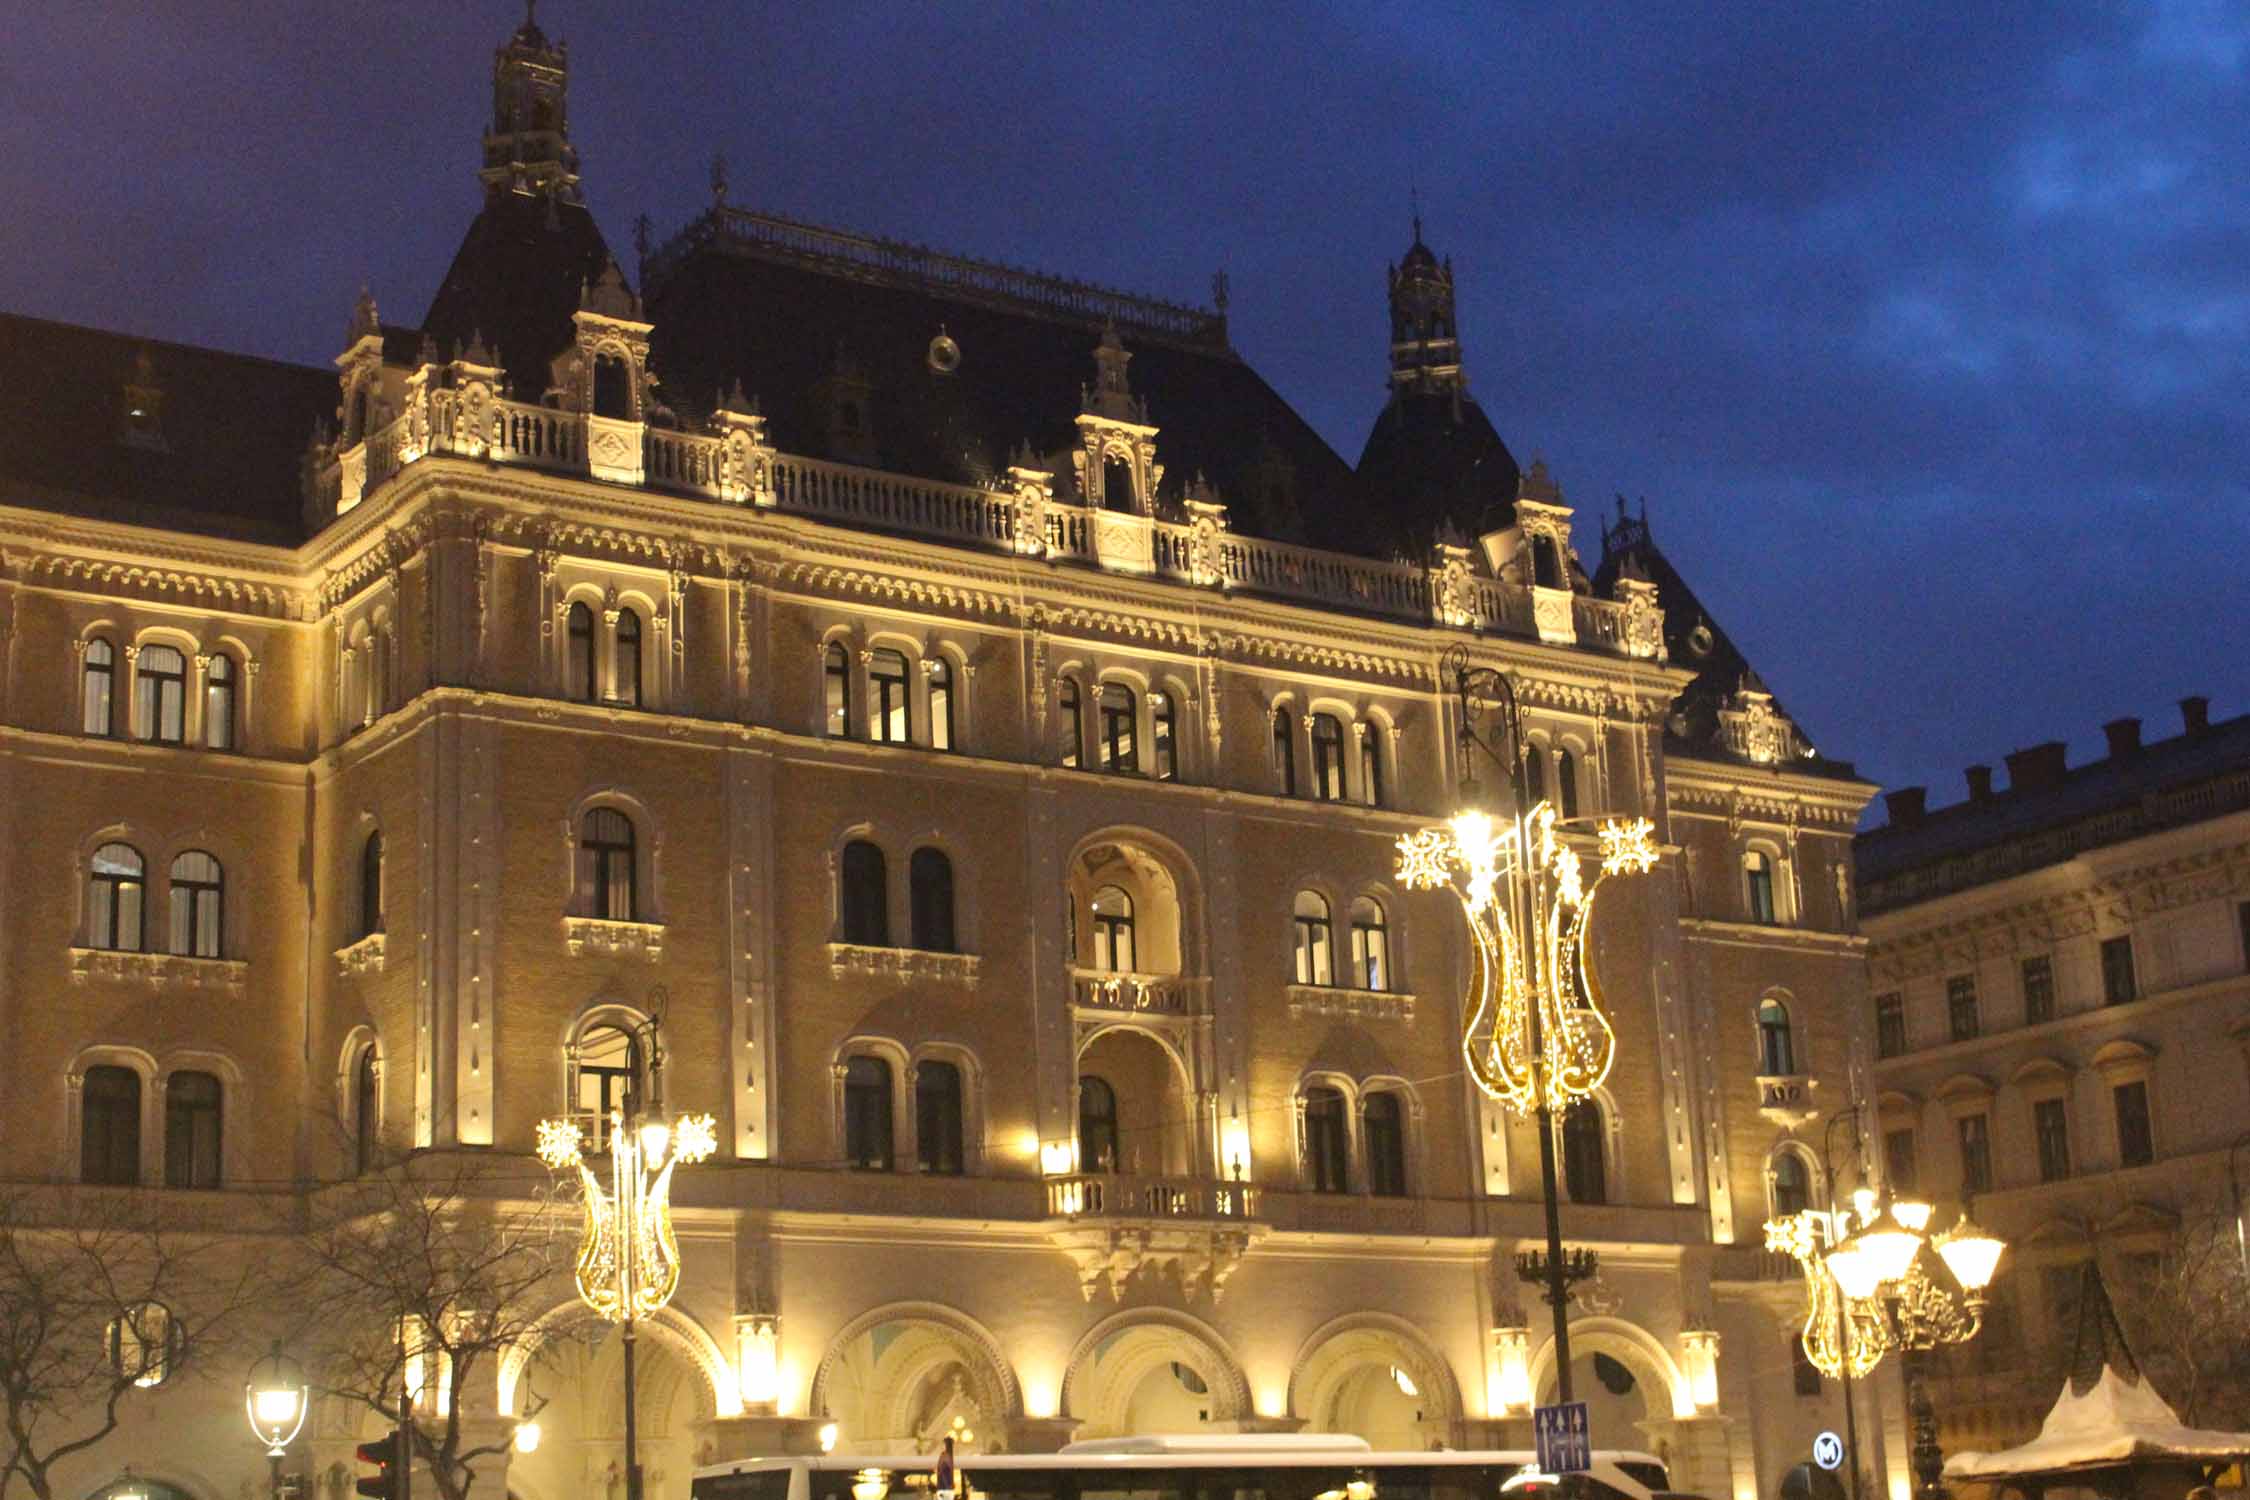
[694,1471,794,1500]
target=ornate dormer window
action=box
[1720,674,1803,765]
[1071,324,1162,517]
[566,260,653,484]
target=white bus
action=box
[690,1433,1695,1500]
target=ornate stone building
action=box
[1857,699,2250,1460]
[0,16,1879,1500]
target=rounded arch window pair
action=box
[1292,891,1391,991]
[85,845,224,958]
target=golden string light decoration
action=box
[538,1109,718,1322]
[1397,803,1660,1115]
[1766,1209,1890,1378]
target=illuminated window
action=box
[1292,889,1334,986]
[929,658,955,752]
[577,808,637,922]
[844,1056,894,1170]
[1758,998,1796,1075]
[824,642,852,738]
[1361,727,1385,808]
[204,652,237,750]
[359,831,384,940]
[1771,1150,1811,1216]
[163,1070,222,1189]
[613,608,642,707]
[1273,708,1296,796]
[1099,683,1137,773]
[567,603,596,703]
[135,644,187,744]
[1744,850,1777,925]
[909,847,955,953]
[81,1065,141,1185]
[915,1059,964,1176]
[575,1024,642,1135]
[1310,714,1345,800]
[87,843,146,952]
[1059,676,1084,768]
[1152,692,1177,781]
[106,1301,175,1388]
[1304,1085,1349,1193]
[1364,1092,1407,1197]
[1349,897,1390,991]
[167,850,224,959]
[869,649,912,744]
[1557,747,1581,819]
[841,841,889,946]
[1078,1075,1119,1173]
[1561,1100,1607,1203]
[83,638,117,735]
[1091,885,1135,972]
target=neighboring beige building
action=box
[1857,699,2250,1459]
[0,18,1882,1500]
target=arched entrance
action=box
[508,1327,714,1500]
[811,1305,1020,1454]
[1527,1318,1692,1456]
[1290,1316,1461,1450]
[1063,1312,1249,1440]
[1076,1027,1195,1178]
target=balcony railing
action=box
[317,398,1662,657]
[1044,1173,1258,1220]
[1068,967,1201,1016]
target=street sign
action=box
[1812,1431,1845,1472]
[1534,1401,1592,1474]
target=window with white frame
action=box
[1292,889,1334,985]
[1349,897,1390,991]
[577,808,638,922]
[1310,714,1346,800]
[929,659,955,752]
[1099,683,1137,773]
[1743,849,1779,925]
[1059,675,1084,768]
[567,603,597,703]
[204,652,238,750]
[1091,884,1135,972]
[163,1070,223,1189]
[869,649,912,744]
[1152,691,1177,781]
[1363,1091,1408,1197]
[83,637,118,736]
[1757,996,1796,1075]
[87,843,147,952]
[1360,724,1386,808]
[1303,1084,1349,1193]
[573,1022,643,1144]
[1273,707,1296,796]
[824,642,852,737]
[167,851,223,959]
[613,608,643,707]
[135,644,187,744]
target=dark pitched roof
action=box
[640,209,1359,543]
[1350,388,1521,555]
[421,191,617,391]
[0,311,332,544]
[1856,704,2250,913]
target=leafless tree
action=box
[275,1147,574,1500]
[2106,1208,2250,1429]
[0,1189,257,1500]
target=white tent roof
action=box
[1947,1366,2250,1479]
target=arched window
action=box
[915,1060,965,1176]
[1361,728,1385,808]
[83,638,117,735]
[844,1055,894,1170]
[1304,1085,1349,1193]
[841,840,889,946]
[1099,683,1137,773]
[909,847,956,953]
[81,1065,141,1185]
[1758,998,1797,1076]
[613,608,642,707]
[1078,1075,1119,1173]
[1059,676,1084,768]
[1310,714,1345,800]
[1274,708,1297,796]
[163,1071,222,1189]
[1531,534,1563,590]
[1745,850,1778,925]
[1557,747,1582,820]
[1364,1092,1407,1197]
[1292,889,1334,986]
[1561,1100,1608,1204]
[359,831,384,940]
[592,353,632,419]
[578,808,637,922]
[353,1046,380,1175]
[824,642,852,738]
[868,648,912,744]
[1523,745,1548,807]
[204,653,237,750]
[575,1023,643,1137]
[135,644,187,744]
[567,603,596,703]
[1090,885,1135,972]
[167,851,223,959]
[929,658,955,752]
[1349,897,1391,991]
[1102,455,1135,513]
[1152,691,1177,781]
[87,843,146,952]
[1772,1150,1812,1217]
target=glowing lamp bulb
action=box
[514,1421,542,1454]
[638,1119,671,1161]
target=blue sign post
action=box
[1534,1401,1592,1474]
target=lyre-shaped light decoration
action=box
[538,1109,717,1323]
[1397,804,1658,1115]
[1766,1210,1890,1378]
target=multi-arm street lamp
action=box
[538,998,716,1500]
[1396,645,1661,1418]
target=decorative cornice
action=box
[68,947,248,994]
[563,916,666,962]
[334,932,388,976]
[1285,984,1416,1024]
[827,942,980,982]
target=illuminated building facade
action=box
[0,17,1878,1500]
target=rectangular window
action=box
[1958,1112,1993,1194]
[1099,684,1137,773]
[2114,1080,2154,1167]
[1304,1088,1349,1194]
[2101,936,2137,1005]
[1362,730,1384,808]
[868,650,911,745]
[1152,694,1176,781]
[2021,955,2055,1026]
[2033,1097,2071,1182]
[1876,993,1906,1058]
[1884,1128,1918,1192]
[1947,974,1981,1042]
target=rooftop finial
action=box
[1211,269,1229,317]
[1410,178,1423,244]
[710,152,729,206]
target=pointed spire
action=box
[1385,206,1464,401]
[480,8,579,201]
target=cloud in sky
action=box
[1,0,2242,812]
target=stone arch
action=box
[1061,1308,1250,1439]
[1063,825,1207,978]
[809,1301,1022,1452]
[1287,1312,1462,1448]
[1525,1316,1693,1423]
[499,1299,738,1422]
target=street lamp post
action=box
[1396,646,1661,1421]
[245,1343,310,1500]
[539,996,717,1500]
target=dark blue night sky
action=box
[3,1,2243,818]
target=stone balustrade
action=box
[1043,1172,1259,1221]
